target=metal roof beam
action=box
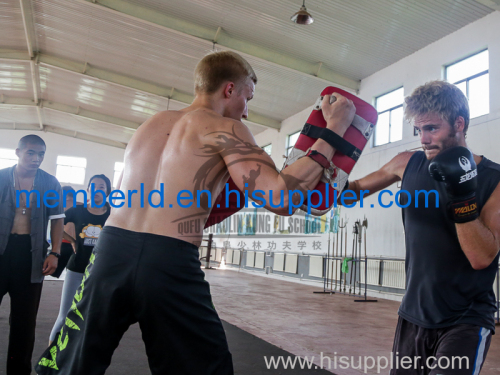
[79,0,360,92]
[0,122,127,149]
[0,97,140,130]
[0,49,281,129]
[19,0,36,58]
[19,0,43,129]
[44,125,127,149]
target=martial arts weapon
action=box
[355,217,377,302]
[349,222,357,295]
[338,218,348,293]
[334,219,339,291]
[343,220,348,293]
[353,220,362,295]
[201,233,215,269]
[314,224,335,294]
[327,233,332,289]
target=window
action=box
[56,156,86,184]
[374,87,404,146]
[446,49,489,119]
[286,131,300,156]
[113,162,124,188]
[262,144,272,156]
[0,148,17,169]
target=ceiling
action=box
[0,0,494,149]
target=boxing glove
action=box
[428,146,478,223]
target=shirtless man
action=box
[0,134,64,375]
[36,51,355,375]
[348,81,500,374]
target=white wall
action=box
[0,130,125,195]
[251,11,500,258]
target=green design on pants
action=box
[38,253,97,370]
[65,317,80,330]
[57,327,69,351]
[38,345,59,370]
[71,299,84,321]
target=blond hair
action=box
[194,51,257,94]
[405,80,470,134]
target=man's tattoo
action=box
[171,125,312,236]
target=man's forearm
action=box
[50,218,64,253]
[456,219,499,270]
[273,138,331,211]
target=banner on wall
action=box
[204,206,343,253]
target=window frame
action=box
[261,143,272,156]
[286,130,301,157]
[113,161,124,188]
[0,148,18,169]
[55,155,87,185]
[374,87,404,147]
[445,49,489,119]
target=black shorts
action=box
[36,226,233,375]
[390,316,491,375]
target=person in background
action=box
[0,134,64,375]
[51,186,78,279]
[48,175,111,345]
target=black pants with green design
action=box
[35,226,234,375]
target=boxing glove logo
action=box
[458,156,477,184]
[459,156,471,172]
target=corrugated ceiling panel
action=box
[32,0,332,123]
[0,61,34,98]
[17,0,492,149]
[238,52,327,120]
[39,65,186,123]
[0,106,39,125]
[133,0,493,80]
[0,0,28,50]
[42,109,135,144]
[33,0,205,94]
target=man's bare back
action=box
[107,108,234,246]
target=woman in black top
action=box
[48,174,111,344]
[51,186,77,278]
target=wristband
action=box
[48,251,60,258]
[305,149,330,169]
[449,196,479,223]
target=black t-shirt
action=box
[65,205,110,273]
[399,151,500,332]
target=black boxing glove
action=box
[428,146,478,223]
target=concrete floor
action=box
[204,268,500,375]
[1,268,500,374]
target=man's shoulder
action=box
[0,166,13,176]
[481,157,500,174]
[391,150,420,178]
[0,166,13,186]
[37,169,61,188]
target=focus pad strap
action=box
[301,123,361,162]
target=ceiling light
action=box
[291,0,314,25]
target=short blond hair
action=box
[194,51,257,94]
[405,80,470,134]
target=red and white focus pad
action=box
[204,178,243,228]
[283,86,378,216]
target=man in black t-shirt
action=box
[346,81,500,374]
